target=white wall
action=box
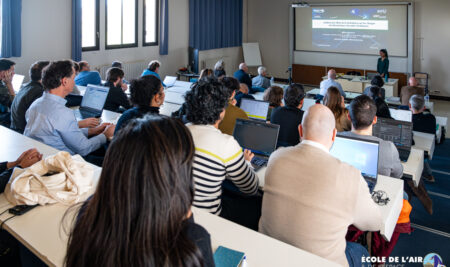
[246,0,450,96]
[10,0,72,80]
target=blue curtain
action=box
[159,0,169,55]
[71,0,82,61]
[1,0,22,58]
[189,0,242,51]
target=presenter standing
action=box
[377,49,389,79]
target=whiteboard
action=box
[243,43,262,67]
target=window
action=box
[143,0,158,46]
[106,0,138,49]
[81,0,99,51]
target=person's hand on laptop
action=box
[243,149,254,162]
[102,124,116,141]
[78,118,100,128]
[88,123,111,137]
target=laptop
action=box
[372,117,413,162]
[330,135,380,193]
[389,108,412,122]
[163,76,177,87]
[74,84,109,120]
[12,74,25,93]
[232,119,280,171]
[240,99,270,121]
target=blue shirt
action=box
[319,79,346,98]
[24,92,106,156]
[74,71,102,86]
[141,69,166,87]
[252,75,271,89]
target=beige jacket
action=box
[259,142,382,266]
[5,151,94,205]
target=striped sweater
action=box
[187,124,259,215]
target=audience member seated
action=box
[141,60,166,86]
[340,95,403,178]
[111,61,129,85]
[234,83,255,107]
[233,63,252,90]
[115,75,164,134]
[410,94,436,183]
[323,86,351,132]
[0,149,42,193]
[65,116,214,267]
[74,61,102,86]
[10,61,50,133]
[319,69,346,98]
[400,77,424,106]
[270,83,305,147]
[259,104,381,267]
[0,59,16,126]
[214,59,226,78]
[199,68,213,80]
[364,75,386,99]
[70,61,81,95]
[252,66,270,89]
[218,77,249,135]
[24,60,115,161]
[102,67,131,113]
[184,78,259,224]
[263,85,284,120]
[367,86,392,119]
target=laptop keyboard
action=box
[251,156,268,171]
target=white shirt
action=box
[301,140,329,154]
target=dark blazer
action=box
[233,69,252,90]
[10,81,45,133]
[270,106,304,147]
[412,112,436,135]
[102,82,131,113]
[115,106,159,135]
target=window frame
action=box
[81,0,100,52]
[142,0,159,47]
[105,0,139,50]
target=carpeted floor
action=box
[391,139,450,264]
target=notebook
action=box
[213,246,245,267]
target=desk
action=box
[322,75,399,97]
[176,72,199,82]
[254,166,403,241]
[413,131,435,160]
[306,88,361,100]
[164,91,185,105]
[401,148,424,187]
[166,80,192,94]
[160,102,182,116]
[0,129,337,267]
[386,97,434,113]
[101,110,122,124]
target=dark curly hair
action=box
[185,77,229,125]
[371,75,385,88]
[129,75,162,108]
[284,83,305,108]
[42,60,74,91]
[219,76,240,98]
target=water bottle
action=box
[425,94,430,104]
[270,77,275,86]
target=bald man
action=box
[320,69,346,98]
[260,104,381,267]
[233,62,252,90]
[400,77,425,106]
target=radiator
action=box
[97,60,148,81]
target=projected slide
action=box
[295,5,408,56]
[312,7,388,53]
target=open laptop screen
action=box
[373,117,413,149]
[163,76,177,87]
[233,119,279,157]
[330,135,379,180]
[240,99,270,121]
[81,84,109,111]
